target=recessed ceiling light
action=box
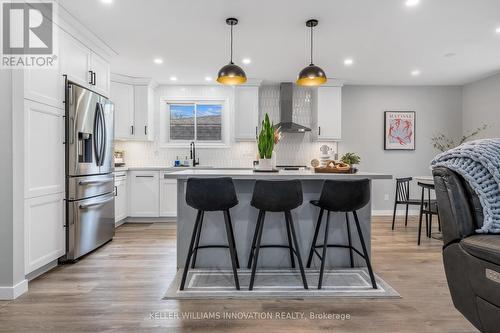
[101,0,113,4]
[344,58,354,66]
[153,58,163,64]
[170,76,178,81]
[411,70,421,76]
[205,76,213,82]
[405,0,419,7]
[496,27,500,34]
[242,58,251,65]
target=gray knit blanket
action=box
[431,138,500,234]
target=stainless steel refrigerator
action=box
[64,82,115,261]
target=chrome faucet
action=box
[190,141,199,167]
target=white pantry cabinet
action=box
[60,31,111,97]
[114,172,128,225]
[24,100,64,199]
[234,85,259,141]
[160,172,177,217]
[129,171,160,217]
[24,193,65,274]
[111,75,155,141]
[312,86,342,141]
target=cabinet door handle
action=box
[115,185,118,197]
[144,126,147,135]
[88,71,93,85]
[92,72,96,85]
[131,125,134,135]
[318,126,321,136]
[135,175,154,178]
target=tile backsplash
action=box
[115,84,337,168]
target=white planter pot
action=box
[258,158,273,170]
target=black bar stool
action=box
[306,179,377,290]
[247,180,308,290]
[417,181,441,245]
[180,177,240,290]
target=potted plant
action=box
[341,152,361,170]
[257,114,275,170]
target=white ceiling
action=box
[59,0,500,85]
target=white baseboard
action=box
[125,217,176,223]
[372,209,420,216]
[0,279,28,300]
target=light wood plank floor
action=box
[0,216,478,333]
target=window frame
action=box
[160,97,230,148]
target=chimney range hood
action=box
[274,82,311,133]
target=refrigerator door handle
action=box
[93,103,102,166]
[98,103,107,166]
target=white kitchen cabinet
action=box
[24,100,64,199]
[90,52,111,97]
[111,75,155,141]
[111,81,135,139]
[114,172,128,225]
[60,30,110,97]
[129,171,160,217]
[160,173,177,217]
[24,192,65,274]
[133,85,154,141]
[234,85,259,141]
[312,86,342,141]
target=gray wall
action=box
[0,69,14,287]
[463,72,500,138]
[339,86,463,212]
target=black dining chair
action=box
[417,181,441,245]
[391,177,422,230]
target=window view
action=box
[169,103,222,142]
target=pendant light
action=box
[296,19,327,86]
[217,18,247,85]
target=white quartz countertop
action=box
[164,169,392,180]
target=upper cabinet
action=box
[111,75,155,141]
[234,85,260,141]
[60,31,111,97]
[312,85,342,141]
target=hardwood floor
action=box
[0,217,478,333]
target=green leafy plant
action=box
[431,124,489,152]
[341,152,361,165]
[258,113,275,159]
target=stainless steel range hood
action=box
[274,82,311,133]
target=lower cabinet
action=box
[114,172,128,224]
[24,193,65,274]
[160,173,177,217]
[129,171,160,217]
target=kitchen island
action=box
[165,169,392,269]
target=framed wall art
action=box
[384,111,415,150]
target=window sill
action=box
[160,143,231,149]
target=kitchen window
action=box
[161,100,229,147]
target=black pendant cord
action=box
[310,24,314,66]
[230,23,234,64]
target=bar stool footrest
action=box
[313,244,366,260]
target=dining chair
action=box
[391,177,422,230]
[417,181,441,245]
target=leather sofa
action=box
[433,167,500,332]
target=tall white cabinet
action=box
[234,85,260,141]
[312,85,343,141]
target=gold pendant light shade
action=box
[296,64,327,86]
[217,63,247,85]
[217,18,247,85]
[296,19,327,87]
